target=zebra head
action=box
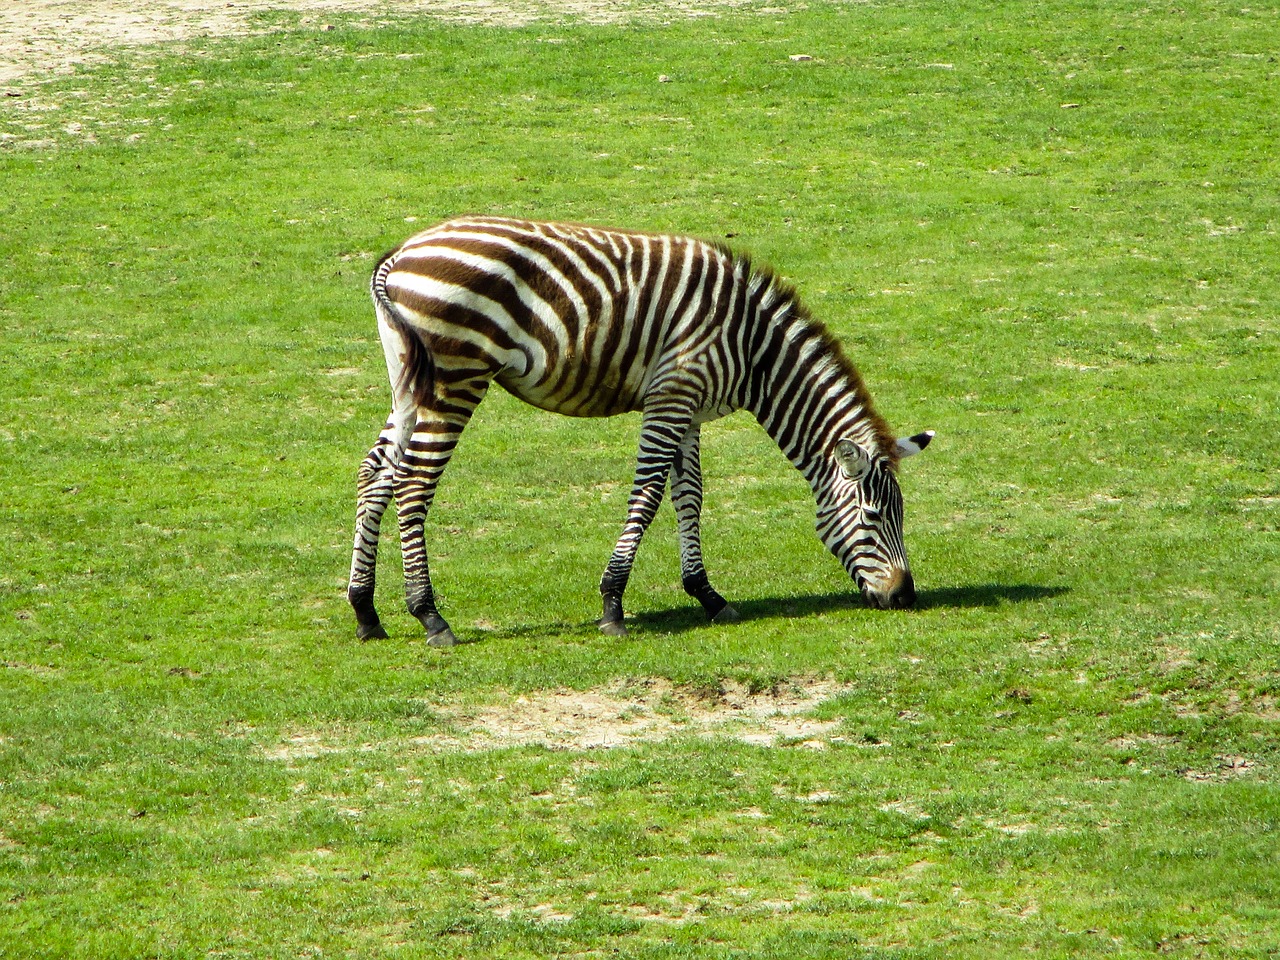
[815,430,934,610]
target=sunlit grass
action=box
[1,1,1277,956]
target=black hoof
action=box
[599,619,628,637]
[427,626,458,648]
[712,604,741,624]
[356,621,389,641]
[414,610,457,647]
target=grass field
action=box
[1,1,1278,956]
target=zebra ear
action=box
[896,430,935,459]
[834,439,874,481]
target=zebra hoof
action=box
[357,621,389,641]
[712,604,741,624]
[427,627,458,648]
[599,619,628,637]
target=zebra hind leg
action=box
[670,426,739,624]
[394,376,491,647]
[348,414,413,640]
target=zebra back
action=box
[373,216,897,471]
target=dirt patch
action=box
[1,660,60,676]
[0,0,758,86]
[263,731,384,762]
[1106,733,1181,750]
[1182,755,1258,783]
[261,676,855,760]
[415,675,854,751]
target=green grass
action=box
[1,1,1278,956]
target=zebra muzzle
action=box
[861,569,916,610]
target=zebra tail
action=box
[372,250,435,409]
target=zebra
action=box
[348,216,933,646]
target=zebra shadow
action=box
[914,583,1069,610]
[630,583,1069,633]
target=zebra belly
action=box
[495,359,650,418]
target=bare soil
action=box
[264,676,857,758]
[0,0,754,86]
[414,675,855,751]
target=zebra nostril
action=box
[888,571,916,609]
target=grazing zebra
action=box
[348,216,933,646]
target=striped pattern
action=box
[348,216,930,644]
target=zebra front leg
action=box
[599,402,694,636]
[599,479,666,636]
[670,425,739,624]
[395,379,489,647]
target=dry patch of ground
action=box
[263,675,855,759]
[416,675,853,751]
[1181,755,1258,783]
[0,0,759,86]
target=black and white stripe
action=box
[348,216,932,644]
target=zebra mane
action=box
[729,249,901,467]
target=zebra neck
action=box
[741,300,893,484]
